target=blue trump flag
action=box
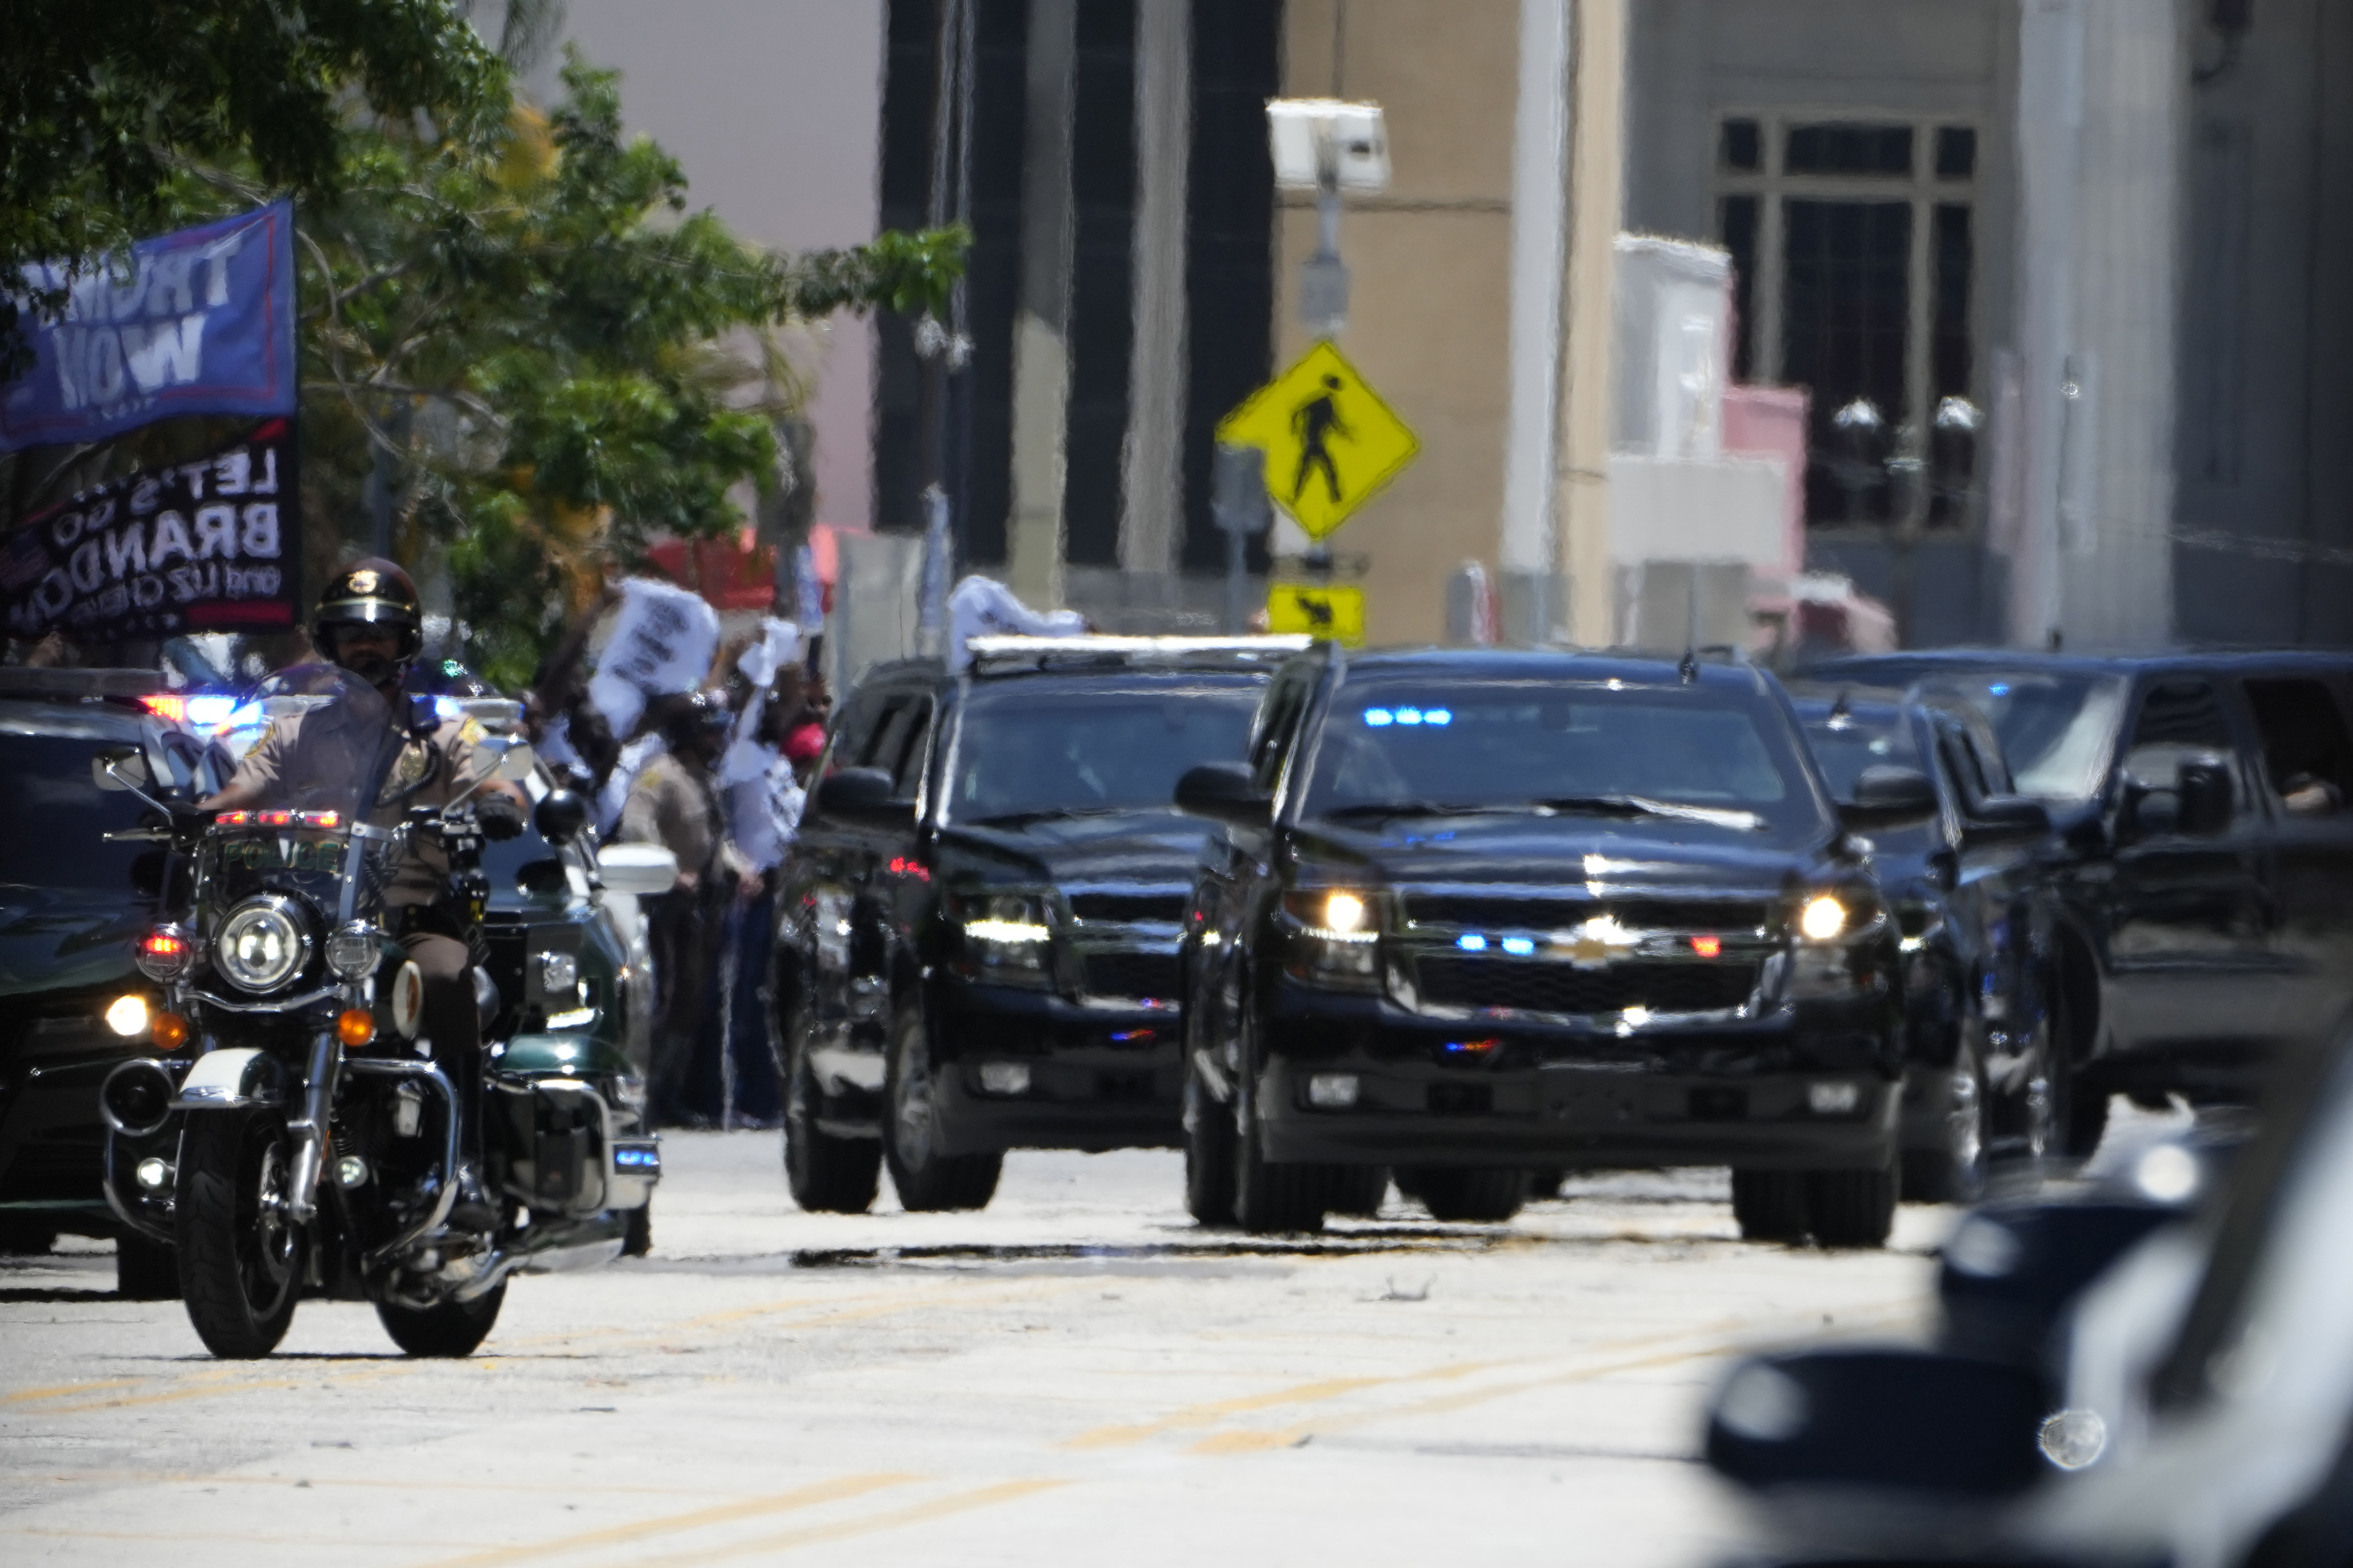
[1,202,297,452]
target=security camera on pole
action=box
[1213,100,1417,647]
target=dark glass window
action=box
[1785,124,1914,177]
[2245,680,2353,803]
[1782,199,1913,524]
[1721,118,1762,173]
[1719,195,1760,382]
[1935,126,1978,180]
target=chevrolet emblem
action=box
[1554,915,1637,967]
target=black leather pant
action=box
[401,930,484,1166]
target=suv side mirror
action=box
[2178,758,2233,836]
[1705,1348,2052,1498]
[534,788,589,846]
[1837,764,1938,828]
[1174,762,1271,829]
[814,766,916,831]
[1962,794,2052,848]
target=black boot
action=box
[447,1164,498,1233]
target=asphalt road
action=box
[0,1136,1976,1568]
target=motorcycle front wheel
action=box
[175,1108,303,1358]
[377,1282,505,1357]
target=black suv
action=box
[1173,648,1909,1244]
[0,668,220,1294]
[1790,685,2057,1202]
[1809,649,2353,1147]
[771,636,1302,1214]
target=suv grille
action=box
[1081,951,1181,1002]
[1068,891,1187,923]
[1404,894,1768,934]
[1414,956,1756,1016]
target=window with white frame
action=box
[1716,114,1982,531]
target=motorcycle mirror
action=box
[91,746,148,792]
[534,789,589,846]
[494,741,537,782]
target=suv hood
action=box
[939,808,1213,887]
[0,883,148,1000]
[1289,815,1835,895]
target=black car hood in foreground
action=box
[1286,814,1837,895]
[0,883,146,1001]
[938,808,1215,887]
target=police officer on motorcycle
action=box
[201,559,526,1230]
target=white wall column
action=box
[1500,0,1572,642]
[1120,0,1192,591]
[2010,0,2182,648]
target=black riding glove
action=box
[169,804,216,848]
[476,792,525,841]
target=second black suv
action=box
[1173,648,1909,1243]
[772,636,1302,1214]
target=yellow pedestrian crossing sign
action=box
[1265,583,1365,645]
[1216,341,1419,541]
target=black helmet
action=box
[313,558,424,669]
[660,689,736,751]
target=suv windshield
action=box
[1923,673,2125,803]
[1302,678,1823,837]
[0,717,157,894]
[948,679,1262,824]
[1796,704,1920,800]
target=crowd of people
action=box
[524,586,831,1132]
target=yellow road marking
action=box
[1,1377,147,1405]
[630,1479,1072,1568]
[1183,1300,1920,1455]
[1061,1361,1502,1451]
[407,1472,918,1568]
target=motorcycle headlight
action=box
[326,922,382,980]
[215,898,312,993]
[954,893,1054,977]
[1786,890,1890,998]
[1798,895,1848,941]
[1282,889,1386,989]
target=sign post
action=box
[1210,445,1272,633]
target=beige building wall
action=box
[1277,1,1522,645]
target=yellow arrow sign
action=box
[1216,341,1419,541]
[1265,583,1365,645]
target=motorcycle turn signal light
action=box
[151,1012,190,1051]
[337,1008,376,1047]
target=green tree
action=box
[283,51,961,688]
[6,28,963,689]
[0,0,504,380]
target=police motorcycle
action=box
[92,662,659,1358]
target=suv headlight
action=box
[952,893,1055,980]
[1786,890,1890,998]
[1281,889,1386,989]
[215,897,312,993]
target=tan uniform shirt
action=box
[619,752,725,882]
[224,707,484,906]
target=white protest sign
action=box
[947,575,1085,669]
[587,576,721,737]
[717,617,804,788]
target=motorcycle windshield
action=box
[198,664,411,924]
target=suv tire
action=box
[1730,1169,1809,1242]
[1323,1165,1389,1218]
[781,994,881,1214]
[1905,1037,1988,1205]
[1229,1014,1325,1234]
[884,1006,1002,1213]
[1410,1167,1525,1223]
[1807,1161,1898,1249]
[116,1229,179,1300]
[1182,1056,1237,1226]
